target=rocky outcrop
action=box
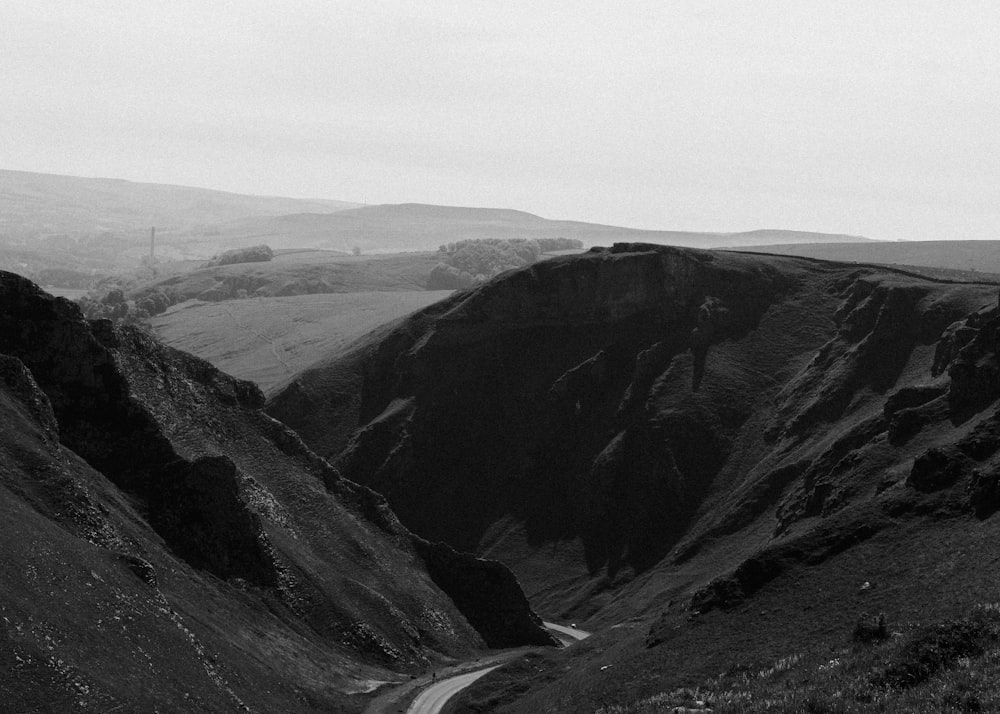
[148,455,279,585]
[414,539,558,648]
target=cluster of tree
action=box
[206,244,274,267]
[77,284,181,328]
[428,238,583,289]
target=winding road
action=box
[400,622,591,714]
[406,664,503,714]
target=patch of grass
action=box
[852,612,888,644]
[597,604,1000,714]
[150,290,451,395]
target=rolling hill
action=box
[208,203,875,254]
[0,170,879,289]
[0,169,359,239]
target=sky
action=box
[3,1,1000,240]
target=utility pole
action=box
[149,226,156,277]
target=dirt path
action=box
[218,302,295,376]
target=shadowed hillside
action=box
[0,271,552,712]
[269,244,1000,710]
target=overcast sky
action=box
[4,1,999,240]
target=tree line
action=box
[427,238,583,289]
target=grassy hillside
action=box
[134,249,441,304]
[151,290,451,396]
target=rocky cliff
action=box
[0,271,551,712]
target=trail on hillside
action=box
[219,301,295,376]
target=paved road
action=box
[406,664,503,714]
[400,623,591,714]
[542,621,590,646]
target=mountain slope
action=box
[0,271,551,712]
[268,243,1000,639]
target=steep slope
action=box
[269,244,1000,635]
[0,272,551,712]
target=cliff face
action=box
[270,245,1000,626]
[269,245,796,582]
[0,271,550,712]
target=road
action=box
[398,622,591,714]
[406,664,503,714]
[542,621,590,646]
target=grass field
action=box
[151,290,451,396]
[135,249,442,302]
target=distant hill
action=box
[732,240,1000,276]
[0,169,359,239]
[0,169,876,287]
[209,202,875,254]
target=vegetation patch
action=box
[597,604,1000,713]
[207,244,274,267]
[428,237,582,288]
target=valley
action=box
[6,172,1000,712]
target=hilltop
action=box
[268,244,1000,710]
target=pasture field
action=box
[151,290,451,396]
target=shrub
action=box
[853,612,889,643]
[207,244,274,267]
[876,608,1000,689]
